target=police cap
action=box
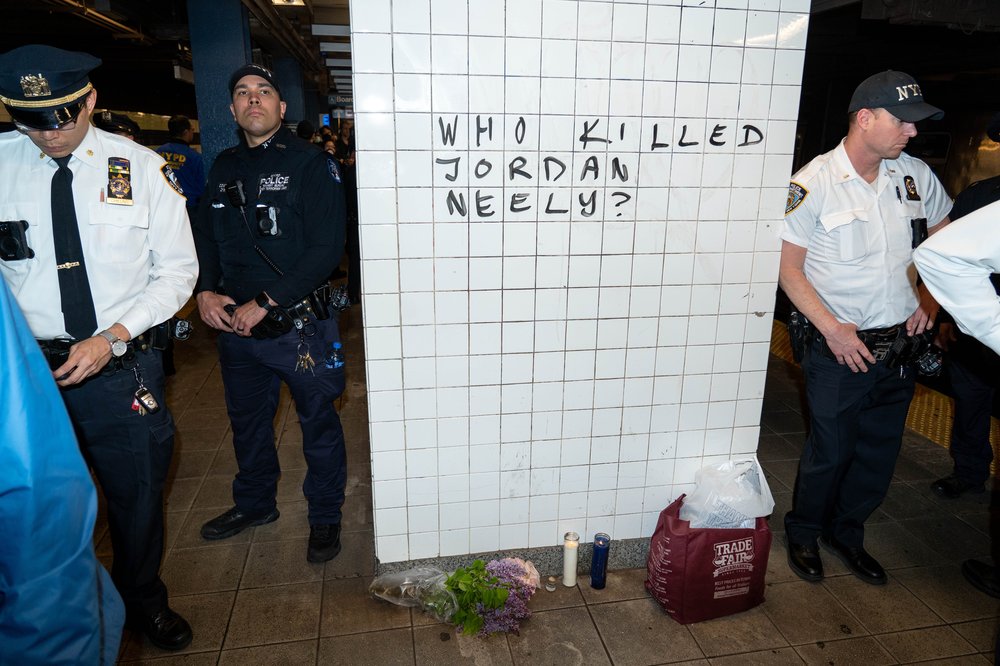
[0,45,100,130]
[848,70,944,123]
[228,64,282,99]
[94,110,140,138]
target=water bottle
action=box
[324,341,345,369]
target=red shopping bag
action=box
[645,494,771,624]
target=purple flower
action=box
[476,558,538,636]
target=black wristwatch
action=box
[254,292,274,311]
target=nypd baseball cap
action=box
[0,44,100,130]
[848,70,944,122]
[228,64,282,99]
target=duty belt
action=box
[37,329,157,374]
[817,324,903,362]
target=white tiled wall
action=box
[351,0,809,563]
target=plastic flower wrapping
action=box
[370,557,540,636]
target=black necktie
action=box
[51,154,98,340]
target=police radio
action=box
[224,180,247,210]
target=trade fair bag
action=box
[645,494,771,624]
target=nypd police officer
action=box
[0,46,198,650]
[780,71,951,586]
[194,65,348,563]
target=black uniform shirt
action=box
[193,125,345,305]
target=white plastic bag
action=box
[678,458,775,528]
[368,567,458,622]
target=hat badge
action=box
[20,73,51,98]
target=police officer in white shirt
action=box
[0,45,198,651]
[780,70,951,586]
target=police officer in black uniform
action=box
[194,64,348,563]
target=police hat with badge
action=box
[0,44,100,131]
[94,110,140,139]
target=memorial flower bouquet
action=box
[369,557,540,637]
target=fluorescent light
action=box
[312,24,350,36]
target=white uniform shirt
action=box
[781,140,951,330]
[0,126,198,339]
[914,198,1000,354]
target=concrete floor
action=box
[105,306,1000,664]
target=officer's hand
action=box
[825,322,876,374]
[906,302,938,336]
[230,301,268,337]
[935,323,956,352]
[54,337,112,387]
[196,291,237,332]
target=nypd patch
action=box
[160,163,185,198]
[786,182,807,215]
[327,155,342,184]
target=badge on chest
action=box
[107,157,133,206]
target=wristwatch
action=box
[254,292,274,311]
[98,330,128,358]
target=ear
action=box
[856,108,876,130]
[84,88,97,111]
[229,103,236,121]
[279,100,287,119]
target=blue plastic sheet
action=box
[0,280,124,665]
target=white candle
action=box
[563,531,579,586]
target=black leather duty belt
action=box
[37,329,156,373]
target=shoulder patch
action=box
[327,155,342,184]
[160,163,186,198]
[786,182,808,215]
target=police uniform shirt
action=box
[193,125,345,306]
[915,198,1000,355]
[781,140,951,331]
[0,126,199,339]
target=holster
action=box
[787,311,813,363]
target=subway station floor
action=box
[104,306,1000,664]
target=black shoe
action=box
[787,541,824,582]
[128,607,192,651]
[307,523,342,563]
[820,536,886,585]
[200,506,279,540]
[931,475,985,499]
[962,559,1000,599]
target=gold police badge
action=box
[107,157,133,206]
[20,73,51,98]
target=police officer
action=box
[780,71,951,585]
[193,64,348,563]
[157,115,205,215]
[0,45,198,649]
[923,113,1000,500]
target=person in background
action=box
[157,115,205,216]
[0,44,198,650]
[93,109,140,142]
[780,70,951,586]
[334,120,359,303]
[193,64,349,564]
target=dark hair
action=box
[167,115,191,137]
[296,120,315,139]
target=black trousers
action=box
[947,336,999,485]
[785,335,915,548]
[217,317,347,525]
[61,350,174,616]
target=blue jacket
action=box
[0,280,124,665]
[158,139,206,210]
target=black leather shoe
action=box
[787,541,824,582]
[820,536,886,585]
[128,607,193,651]
[931,475,985,499]
[307,523,342,563]
[962,559,1000,599]
[201,506,279,540]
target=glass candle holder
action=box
[562,531,579,586]
[590,532,611,589]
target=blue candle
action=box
[591,532,611,589]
